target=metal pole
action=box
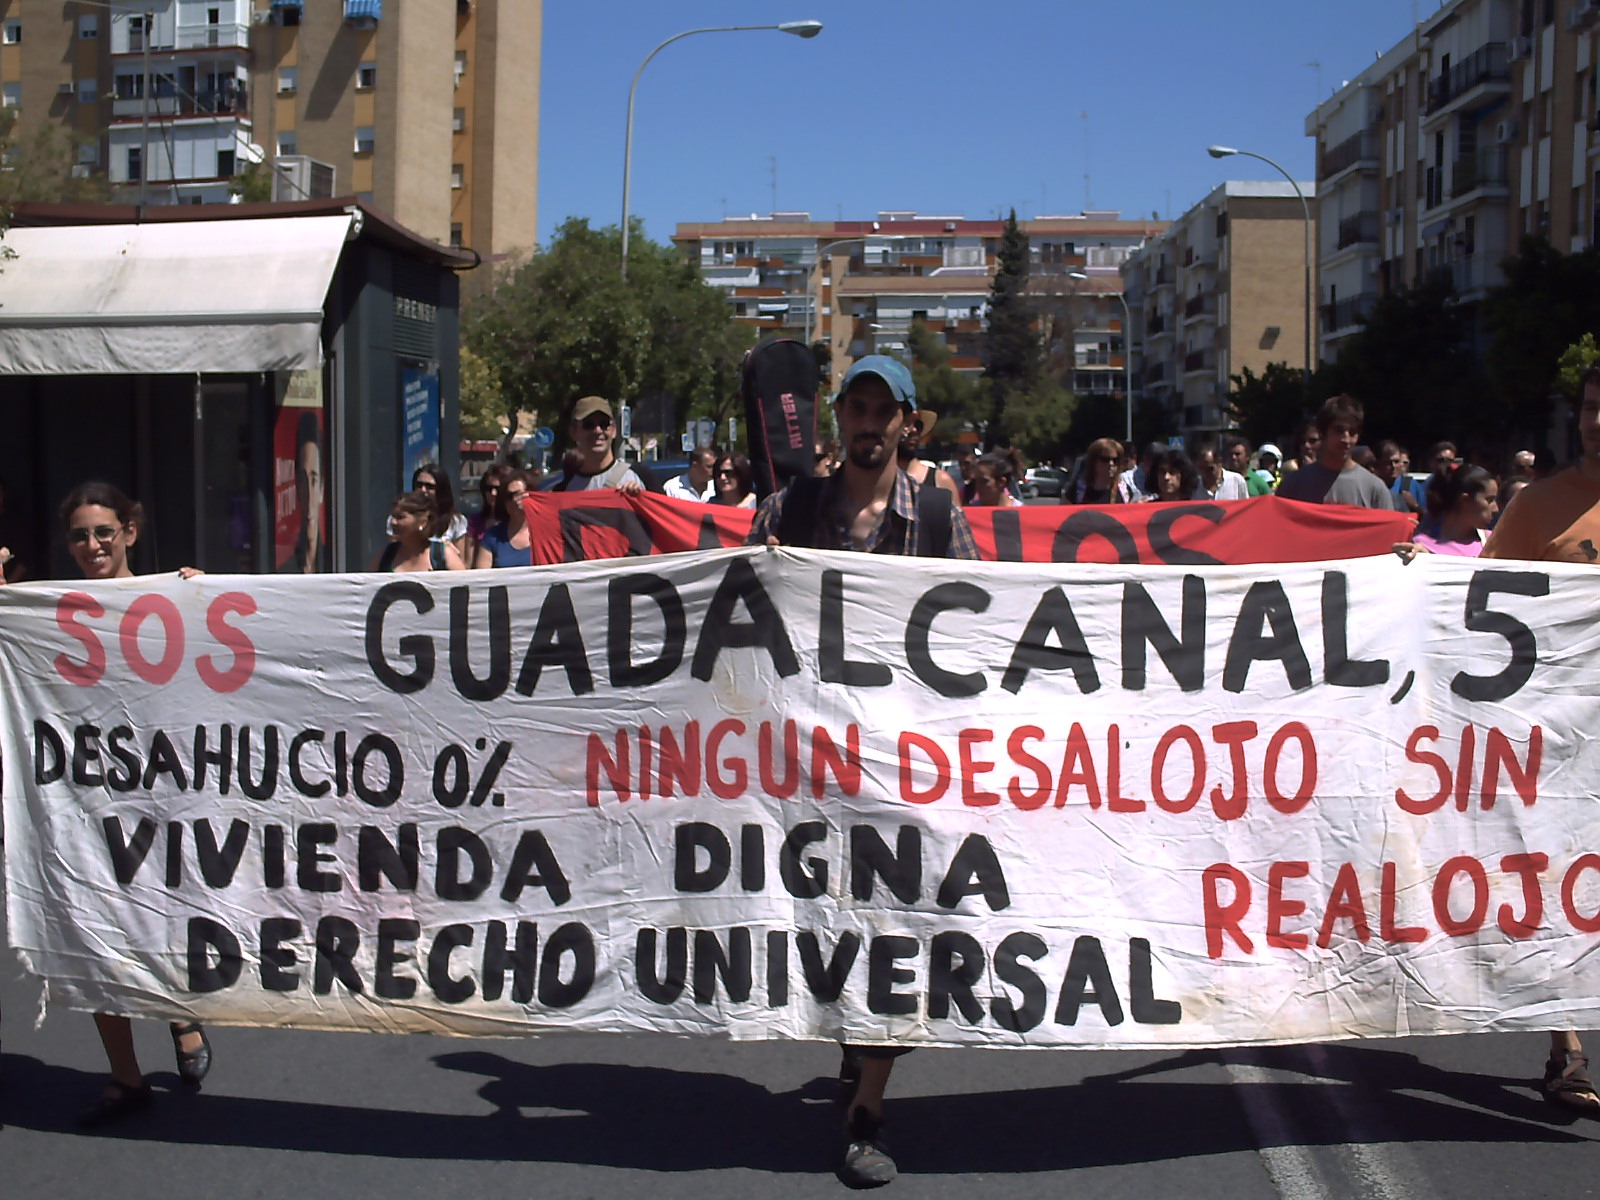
[1221,149,1312,381]
[621,24,809,280]
[1116,290,1133,445]
[140,9,152,208]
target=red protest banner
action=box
[522,492,1413,567]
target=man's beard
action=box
[849,437,890,470]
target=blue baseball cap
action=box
[839,355,916,411]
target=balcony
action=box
[1335,212,1380,251]
[1425,42,1510,117]
[1183,350,1214,374]
[1448,254,1500,294]
[1451,146,1509,199]
[1183,292,1216,320]
[1144,362,1167,385]
[1320,130,1380,181]
[175,22,250,50]
[1146,311,1166,335]
[1151,265,1176,289]
[1320,292,1377,334]
[111,88,246,120]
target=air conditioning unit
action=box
[251,9,270,23]
[70,164,90,178]
[1495,119,1518,143]
[1386,208,1404,226]
[1569,0,1600,29]
[271,154,336,201]
[57,82,74,94]
[1509,35,1533,60]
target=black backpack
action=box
[741,337,819,501]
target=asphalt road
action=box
[5,921,1600,1200]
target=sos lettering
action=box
[55,591,258,693]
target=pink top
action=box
[1412,529,1485,557]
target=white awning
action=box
[0,214,352,375]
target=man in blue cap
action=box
[749,354,978,557]
[747,355,977,1186]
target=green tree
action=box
[1555,332,1600,399]
[465,218,754,448]
[0,108,110,209]
[981,209,1042,448]
[1005,375,1076,461]
[905,320,984,435]
[1318,279,1487,449]
[1484,236,1600,436]
[458,346,509,440]
[230,162,274,203]
[1227,362,1310,448]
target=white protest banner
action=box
[2,548,1596,1049]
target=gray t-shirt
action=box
[537,461,643,492]
[1276,461,1395,510]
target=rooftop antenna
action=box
[1306,59,1321,103]
[1080,111,1091,210]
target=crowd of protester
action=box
[8,362,1600,1185]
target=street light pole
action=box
[620,20,822,280]
[1069,270,1134,446]
[72,1,153,207]
[1207,145,1313,386]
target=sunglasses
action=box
[69,524,122,545]
[581,415,612,431]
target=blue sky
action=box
[537,1,1423,246]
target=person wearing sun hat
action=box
[894,400,963,504]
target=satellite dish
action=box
[241,141,266,165]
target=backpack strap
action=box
[775,476,826,548]
[429,540,448,571]
[602,458,632,489]
[378,541,400,572]
[914,480,954,558]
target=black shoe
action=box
[171,1021,211,1087]
[76,1079,153,1129]
[840,1107,897,1189]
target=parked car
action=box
[1021,466,1070,498]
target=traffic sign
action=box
[532,426,555,448]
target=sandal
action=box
[76,1079,153,1128]
[1543,1051,1600,1115]
[170,1021,212,1087]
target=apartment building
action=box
[0,0,538,257]
[1308,0,1600,364]
[672,211,1163,400]
[1122,182,1313,436]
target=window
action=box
[128,15,144,52]
[2,82,20,109]
[217,148,235,177]
[78,15,98,38]
[452,107,465,132]
[278,67,297,94]
[277,131,297,156]
[115,73,143,99]
[127,146,142,181]
[354,125,375,154]
[454,51,467,87]
[357,61,376,90]
[451,163,463,189]
[78,141,99,166]
[3,20,19,44]
[450,222,463,248]
[77,79,97,104]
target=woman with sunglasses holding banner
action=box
[9,483,215,1126]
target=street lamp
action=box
[620,20,823,279]
[1069,270,1134,446]
[1207,145,1313,385]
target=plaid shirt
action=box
[747,470,980,559]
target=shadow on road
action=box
[0,1042,1586,1174]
